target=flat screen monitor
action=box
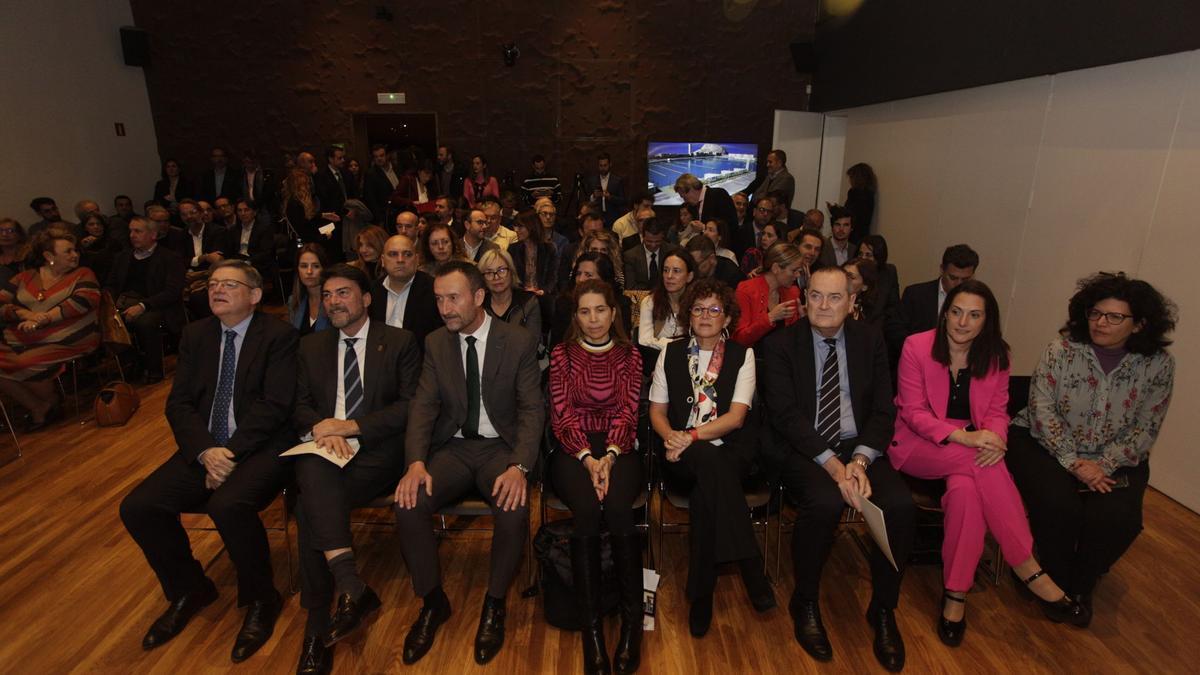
[646,142,758,206]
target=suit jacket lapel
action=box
[363,321,384,409]
[234,314,264,402]
[928,354,950,421]
[324,329,340,417]
[796,321,816,417]
[482,322,506,404]
[845,321,865,420]
[446,329,467,416]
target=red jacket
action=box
[732,275,801,347]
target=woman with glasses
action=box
[549,279,644,675]
[0,227,100,431]
[732,242,805,348]
[1007,272,1176,623]
[649,278,774,638]
[479,248,541,343]
[890,280,1087,646]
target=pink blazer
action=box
[890,330,1010,467]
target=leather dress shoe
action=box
[296,635,333,675]
[231,589,283,662]
[866,605,906,672]
[474,596,507,665]
[402,603,452,665]
[142,578,218,650]
[937,593,966,647]
[322,586,381,647]
[789,597,833,662]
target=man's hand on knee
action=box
[492,466,527,512]
[395,461,433,510]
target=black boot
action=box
[610,535,643,674]
[570,536,611,675]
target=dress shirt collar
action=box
[460,312,492,345]
[384,274,414,296]
[339,317,370,341]
[220,313,254,336]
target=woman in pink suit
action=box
[890,280,1088,647]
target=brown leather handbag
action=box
[94,381,140,427]
[99,290,133,350]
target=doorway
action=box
[351,112,439,171]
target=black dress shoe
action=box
[296,635,333,675]
[1021,570,1091,628]
[738,557,777,613]
[937,592,966,648]
[688,595,714,638]
[142,579,218,650]
[322,586,381,647]
[474,596,507,665]
[866,605,906,672]
[789,597,833,662]
[402,602,452,665]
[231,590,283,662]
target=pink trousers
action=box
[892,438,1034,592]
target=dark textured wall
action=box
[811,0,1200,111]
[131,0,813,192]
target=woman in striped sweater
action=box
[549,279,644,675]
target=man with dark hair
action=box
[435,145,466,199]
[804,208,825,230]
[433,195,460,237]
[520,154,561,207]
[214,196,238,229]
[582,151,626,226]
[107,214,187,383]
[762,266,914,673]
[735,195,777,257]
[686,235,745,289]
[175,199,227,320]
[756,149,796,209]
[224,198,277,280]
[674,173,738,242]
[818,205,857,269]
[369,234,443,348]
[28,197,67,238]
[199,146,243,203]
[393,260,544,666]
[462,208,500,263]
[240,151,274,214]
[291,262,421,673]
[315,146,357,226]
[363,144,400,226]
[769,190,804,232]
[110,194,137,243]
[792,226,824,278]
[623,218,668,291]
[612,191,653,246]
[555,211,607,285]
[900,244,979,336]
[120,259,297,662]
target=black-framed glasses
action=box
[690,305,725,317]
[481,267,510,279]
[207,279,254,291]
[1087,309,1132,325]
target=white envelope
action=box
[280,440,352,468]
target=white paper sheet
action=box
[857,496,899,572]
[279,440,352,468]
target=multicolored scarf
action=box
[687,337,725,428]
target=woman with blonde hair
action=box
[282,168,338,261]
[479,247,542,342]
[577,229,625,290]
[350,225,389,279]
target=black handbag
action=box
[533,519,619,630]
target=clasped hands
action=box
[312,417,360,460]
[1071,459,1117,493]
[662,429,695,463]
[583,453,616,500]
[949,428,1007,467]
[824,456,872,510]
[199,447,237,490]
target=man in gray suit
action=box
[756,149,796,209]
[621,217,668,290]
[394,260,544,667]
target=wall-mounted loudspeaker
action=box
[120,27,149,67]
[790,41,816,73]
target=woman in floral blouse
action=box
[1008,272,1176,622]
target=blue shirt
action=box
[810,326,880,466]
[209,314,253,442]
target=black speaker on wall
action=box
[790,41,817,73]
[120,27,150,67]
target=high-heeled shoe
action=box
[1022,570,1091,627]
[937,592,966,647]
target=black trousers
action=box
[394,437,528,599]
[119,450,286,606]
[294,452,400,611]
[549,445,644,537]
[127,309,166,378]
[778,446,915,608]
[1005,426,1149,595]
[662,441,762,601]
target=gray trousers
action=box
[394,437,529,599]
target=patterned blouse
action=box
[1013,338,1175,475]
[548,340,642,457]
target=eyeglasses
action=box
[207,278,254,291]
[481,267,510,279]
[754,206,773,213]
[690,305,725,317]
[1087,309,1132,325]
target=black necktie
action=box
[343,338,363,420]
[463,336,480,437]
[333,169,346,200]
[816,337,841,449]
[648,251,658,282]
[211,330,237,445]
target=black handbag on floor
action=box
[533,518,619,630]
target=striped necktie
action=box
[816,337,841,449]
[210,330,237,446]
[343,338,363,420]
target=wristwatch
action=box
[510,462,531,475]
[851,455,870,470]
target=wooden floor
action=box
[1,378,1198,674]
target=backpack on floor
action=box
[533,518,619,630]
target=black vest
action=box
[663,339,756,456]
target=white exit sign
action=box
[377,92,406,104]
